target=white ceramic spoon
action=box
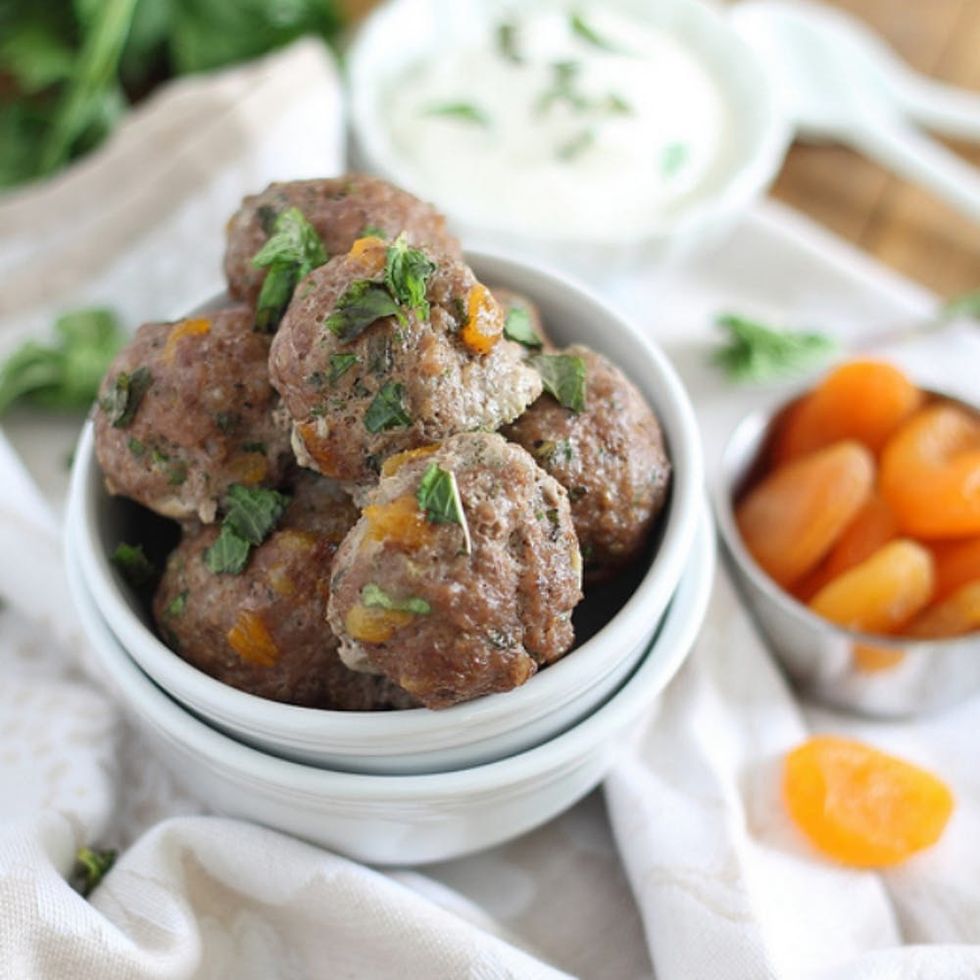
[732,0,980,222]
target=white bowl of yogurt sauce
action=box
[348,0,790,271]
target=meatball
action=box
[153,474,417,710]
[327,432,583,709]
[504,345,671,582]
[224,175,462,306]
[490,286,555,352]
[94,306,292,523]
[269,239,543,486]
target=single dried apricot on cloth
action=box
[880,403,980,538]
[736,440,874,587]
[773,360,923,464]
[930,537,980,602]
[808,540,934,633]
[783,736,954,867]
[906,581,980,639]
[794,492,898,602]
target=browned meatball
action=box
[490,287,555,352]
[269,239,542,486]
[224,175,461,305]
[327,433,583,709]
[153,474,417,710]
[504,345,671,583]
[94,306,292,523]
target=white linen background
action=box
[1,40,979,980]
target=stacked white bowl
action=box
[65,251,713,865]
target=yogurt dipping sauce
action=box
[383,5,731,238]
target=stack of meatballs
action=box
[94,175,671,711]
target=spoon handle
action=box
[898,77,980,143]
[850,117,980,223]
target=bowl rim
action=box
[347,0,792,247]
[66,503,714,799]
[713,389,980,652]
[69,247,704,745]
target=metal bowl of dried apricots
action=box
[714,358,980,718]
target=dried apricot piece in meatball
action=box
[94,306,292,523]
[505,345,671,583]
[491,286,555,352]
[327,432,583,709]
[153,474,417,710]
[224,174,461,307]
[269,238,543,486]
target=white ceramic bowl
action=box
[348,0,790,273]
[68,249,703,774]
[66,506,713,865]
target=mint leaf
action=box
[417,462,472,553]
[204,525,252,575]
[101,365,152,428]
[713,314,837,383]
[325,281,403,342]
[423,102,490,127]
[364,380,411,433]
[165,591,188,617]
[69,846,116,898]
[385,236,436,320]
[361,583,431,616]
[328,353,359,383]
[531,354,587,412]
[111,542,156,588]
[503,306,542,348]
[223,484,290,545]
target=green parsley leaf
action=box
[423,102,490,127]
[69,846,116,898]
[165,591,188,617]
[111,542,156,588]
[417,462,473,553]
[570,11,623,53]
[712,314,837,383]
[325,281,404,343]
[497,21,522,63]
[204,524,252,575]
[0,308,124,417]
[328,353,359,383]
[101,365,152,428]
[361,583,431,616]
[531,354,587,412]
[251,207,328,332]
[943,288,980,319]
[556,128,595,162]
[385,236,436,320]
[364,380,411,433]
[503,306,542,348]
[223,484,290,546]
[661,142,689,177]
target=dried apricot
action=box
[809,540,933,633]
[783,735,953,867]
[460,284,502,354]
[345,604,414,644]
[226,611,279,668]
[736,441,874,587]
[773,360,922,464]
[906,582,980,639]
[794,493,898,601]
[880,404,980,538]
[929,537,980,602]
[363,494,433,548]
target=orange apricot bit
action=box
[347,236,387,276]
[880,404,980,538]
[460,284,503,354]
[852,642,906,673]
[226,453,269,486]
[381,444,439,477]
[736,440,875,587]
[773,360,923,464]
[294,419,339,477]
[905,581,980,639]
[809,540,934,633]
[783,735,953,868]
[345,604,414,644]
[929,537,980,602]
[227,611,280,668]
[363,494,433,548]
[163,317,210,363]
[793,493,898,602]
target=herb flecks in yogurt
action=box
[423,102,491,127]
[570,10,627,54]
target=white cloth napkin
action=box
[2,37,980,980]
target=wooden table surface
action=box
[770,0,980,298]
